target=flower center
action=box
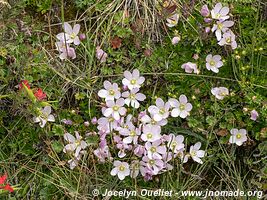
[191,150,196,157]
[130,79,137,85]
[130,131,136,137]
[220,92,227,96]
[217,23,223,30]
[150,147,156,153]
[226,38,231,43]
[70,33,76,39]
[108,117,114,122]
[210,60,216,66]
[129,94,136,99]
[159,108,165,115]
[151,119,156,125]
[113,105,119,111]
[171,142,177,149]
[109,89,115,95]
[148,160,155,165]
[119,165,125,171]
[147,133,153,139]
[236,133,242,139]
[75,140,81,146]
[215,13,221,19]
[179,104,185,110]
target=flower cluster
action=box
[63,132,88,169]
[93,69,205,180]
[201,2,237,49]
[56,22,81,60]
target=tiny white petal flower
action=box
[229,128,247,146]
[110,161,130,180]
[205,54,223,73]
[169,95,192,118]
[166,13,179,27]
[218,31,237,49]
[104,98,126,120]
[33,106,55,128]
[62,22,81,45]
[98,81,121,101]
[211,3,230,21]
[122,88,146,108]
[189,142,205,164]
[211,87,229,100]
[181,62,199,74]
[148,98,170,122]
[122,69,145,90]
[141,124,161,142]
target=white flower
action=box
[205,54,223,73]
[98,81,121,101]
[211,3,230,21]
[110,161,130,180]
[145,140,167,159]
[167,134,185,153]
[181,62,199,74]
[63,132,88,157]
[211,87,229,100]
[188,142,205,164]
[229,129,247,146]
[119,122,141,144]
[122,88,146,108]
[33,106,55,128]
[103,98,127,120]
[166,13,179,27]
[218,31,237,49]
[122,69,145,90]
[57,22,81,45]
[169,95,192,118]
[148,98,170,122]
[212,20,234,41]
[141,124,161,142]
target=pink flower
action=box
[206,54,223,73]
[98,80,121,101]
[229,129,247,146]
[211,87,229,100]
[96,46,108,63]
[103,98,127,120]
[218,31,237,49]
[110,161,130,180]
[211,3,230,21]
[122,88,146,108]
[171,36,180,45]
[250,110,259,121]
[60,22,81,45]
[201,5,210,17]
[122,69,145,90]
[181,62,199,74]
[205,27,211,33]
[141,124,161,142]
[145,140,167,159]
[148,98,170,122]
[169,95,192,118]
[212,20,234,41]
